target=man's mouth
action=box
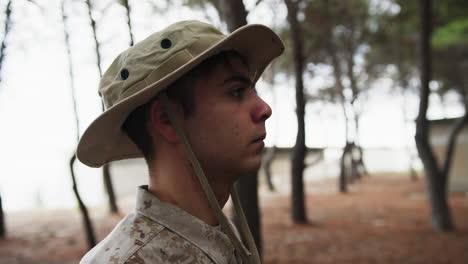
[252,134,266,143]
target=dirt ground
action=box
[1,174,467,264]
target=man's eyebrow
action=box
[222,75,253,86]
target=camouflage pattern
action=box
[80,186,241,264]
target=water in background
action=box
[1,148,418,212]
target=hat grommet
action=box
[161,38,172,49]
[120,68,129,80]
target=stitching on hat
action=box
[143,50,193,87]
[119,50,193,102]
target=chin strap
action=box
[160,92,261,264]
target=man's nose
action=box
[251,95,272,123]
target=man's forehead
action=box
[185,51,254,94]
[213,53,252,82]
[222,75,252,85]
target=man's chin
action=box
[241,159,262,176]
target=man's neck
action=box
[147,158,233,226]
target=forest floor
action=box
[1,173,468,264]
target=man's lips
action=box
[252,133,266,143]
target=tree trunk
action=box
[61,0,96,247]
[323,0,358,188]
[0,193,5,238]
[285,0,307,223]
[62,0,80,140]
[0,0,12,85]
[233,176,261,255]
[415,0,453,232]
[350,154,359,183]
[338,99,353,188]
[402,91,419,181]
[263,147,276,192]
[409,163,419,182]
[85,0,118,214]
[346,36,367,181]
[103,163,119,213]
[339,142,352,193]
[121,0,135,46]
[262,61,279,193]
[219,0,248,32]
[0,0,12,241]
[218,0,263,256]
[356,145,368,176]
[85,0,102,77]
[70,154,96,248]
[352,109,368,177]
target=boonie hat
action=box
[76,20,284,167]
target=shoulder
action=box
[79,213,214,264]
[79,212,163,264]
[125,228,214,264]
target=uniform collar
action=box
[135,185,235,263]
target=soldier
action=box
[77,20,284,264]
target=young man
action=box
[77,20,284,264]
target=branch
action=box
[25,0,44,12]
[305,150,324,168]
[254,0,264,7]
[69,153,96,248]
[442,103,468,179]
[61,0,80,140]
[245,0,265,16]
[85,0,103,78]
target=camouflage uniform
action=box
[80,186,241,264]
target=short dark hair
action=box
[122,51,247,162]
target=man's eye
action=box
[231,87,246,97]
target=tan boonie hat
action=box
[76,20,284,167]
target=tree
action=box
[414,0,468,232]
[0,193,4,238]
[431,1,468,116]
[218,0,247,31]
[285,0,307,223]
[61,0,96,248]
[415,0,453,232]
[217,0,263,256]
[116,0,135,46]
[261,62,280,192]
[0,0,12,85]
[181,0,264,257]
[262,146,277,191]
[328,0,373,187]
[302,0,375,192]
[83,0,119,214]
[0,0,13,239]
[367,0,467,232]
[365,0,421,180]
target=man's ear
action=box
[148,99,179,143]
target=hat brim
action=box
[76,24,284,167]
